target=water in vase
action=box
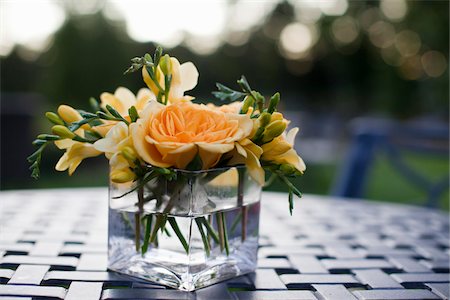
[108,201,260,291]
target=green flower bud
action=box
[279,163,295,175]
[45,112,64,125]
[121,146,137,162]
[52,125,76,139]
[258,112,271,127]
[240,95,254,114]
[262,120,287,143]
[37,134,60,141]
[160,54,172,75]
[268,92,280,113]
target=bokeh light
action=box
[0,0,65,56]
[279,22,316,60]
[331,16,359,45]
[421,51,448,78]
[395,30,421,57]
[380,0,408,22]
[369,21,396,48]
[398,55,423,80]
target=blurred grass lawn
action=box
[267,153,449,211]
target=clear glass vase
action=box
[108,166,261,291]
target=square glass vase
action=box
[108,166,261,291]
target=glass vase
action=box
[107,166,261,291]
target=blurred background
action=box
[1,0,448,209]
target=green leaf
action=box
[186,154,203,171]
[201,217,220,244]
[212,83,246,102]
[144,53,153,64]
[37,134,60,141]
[168,217,189,254]
[32,139,47,146]
[112,170,158,199]
[288,189,294,216]
[28,143,48,179]
[195,218,210,257]
[68,117,97,132]
[141,215,153,255]
[237,75,252,93]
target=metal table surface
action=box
[0,188,448,300]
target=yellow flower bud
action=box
[270,112,283,122]
[57,105,82,123]
[262,120,287,143]
[258,112,271,127]
[160,54,172,75]
[52,125,76,139]
[110,169,135,183]
[121,146,137,162]
[45,112,64,125]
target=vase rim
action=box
[170,164,246,175]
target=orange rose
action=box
[130,101,253,169]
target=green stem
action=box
[241,206,248,242]
[141,215,153,255]
[238,167,246,242]
[121,211,133,231]
[216,213,225,252]
[221,212,230,256]
[201,217,219,244]
[135,185,144,252]
[230,211,242,234]
[150,214,166,243]
[195,218,210,257]
[168,217,189,254]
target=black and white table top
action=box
[0,188,448,300]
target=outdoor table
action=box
[0,188,448,300]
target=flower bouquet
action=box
[29,47,305,291]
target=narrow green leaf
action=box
[105,105,129,124]
[186,154,203,171]
[144,53,153,64]
[168,217,189,254]
[212,83,246,102]
[237,75,252,93]
[141,215,153,255]
[201,217,220,244]
[221,212,229,256]
[195,218,210,257]
[37,134,60,141]
[288,189,293,216]
[230,211,242,235]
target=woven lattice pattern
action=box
[0,189,448,299]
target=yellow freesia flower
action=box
[261,127,306,174]
[142,56,198,104]
[93,87,156,137]
[227,138,264,185]
[130,101,253,170]
[94,122,136,183]
[54,139,101,175]
[100,87,155,116]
